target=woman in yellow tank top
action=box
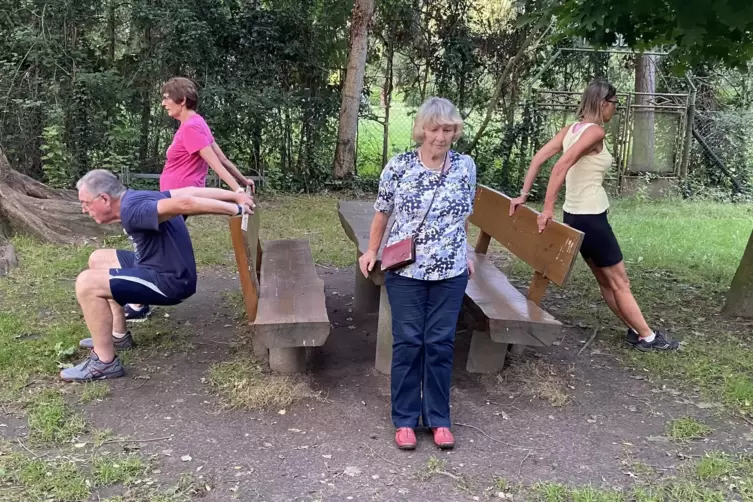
[509,80,678,352]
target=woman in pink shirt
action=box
[125,77,254,321]
[159,77,253,193]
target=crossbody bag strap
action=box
[412,152,450,238]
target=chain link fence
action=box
[356,97,416,178]
[687,109,753,194]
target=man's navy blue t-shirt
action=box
[120,189,197,298]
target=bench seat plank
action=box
[255,239,330,349]
[465,251,561,347]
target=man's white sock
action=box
[113,331,128,339]
[641,332,656,343]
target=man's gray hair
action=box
[76,170,127,199]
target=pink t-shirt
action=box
[160,114,215,191]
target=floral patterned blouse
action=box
[374,150,477,281]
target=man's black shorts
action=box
[110,250,190,307]
[563,211,623,268]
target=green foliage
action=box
[551,0,753,70]
[40,110,74,189]
[0,0,352,187]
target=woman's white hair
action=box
[412,97,464,144]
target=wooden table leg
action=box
[354,251,380,314]
[375,286,393,375]
[467,330,509,373]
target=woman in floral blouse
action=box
[359,97,477,450]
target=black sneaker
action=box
[635,331,679,352]
[626,328,640,345]
[124,304,151,322]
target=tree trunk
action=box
[723,229,753,317]
[138,91,151,166]
[0,147,119,276]
[333,0,376,179]
[381,42,394,170]
[632,54,657,172]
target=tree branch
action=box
[464,20,553,154]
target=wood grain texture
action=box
[465,251,561,346]
[337,200,391,284]
[229,209,261,323]
[469,185,583,287]
[255,239,330,349]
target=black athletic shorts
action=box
[563,211,623,268]
[110,250,191,307]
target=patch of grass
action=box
[415,455,472,492]
[185,195,355,269]
[666,416,713,442]
[493,476,511,492]
[26,389,87,445]
[79,381,110,403]
[186,216,233,267]
[531,481,569,502]
[506,360,571,407]
[0,447,184,502]
[0,452,89,502]
[208,356,322,410]
[694,452,735,481]
[92,453,147,487]
[259,195,354,267]
[0,237,96,397]
[662,482,726,502]
[416,456,446,481]
[569,486,623,502]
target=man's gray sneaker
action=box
[79,331,135,350]
[59,351,125,382]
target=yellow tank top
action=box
[561,122,612,215]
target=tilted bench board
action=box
[230,207,331,373]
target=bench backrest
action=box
[469,185,584,303]
[229,208,262,323]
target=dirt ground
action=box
[15,266,752,501]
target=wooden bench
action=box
[337,185,583,375]
[463,185,583,372]
[229,207,331,373]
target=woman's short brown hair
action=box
[161,77,198,110]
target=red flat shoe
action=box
[432,427,455,449]
[395,427,417,450]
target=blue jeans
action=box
[385,271,468,429]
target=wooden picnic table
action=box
[337,200,394,373]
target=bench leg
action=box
[252,333,268,359]
[466,330,508,373]
[268,347,306,373]
[354,258,380,314]
[375,286,393,375]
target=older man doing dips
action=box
[62,169,254,382]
